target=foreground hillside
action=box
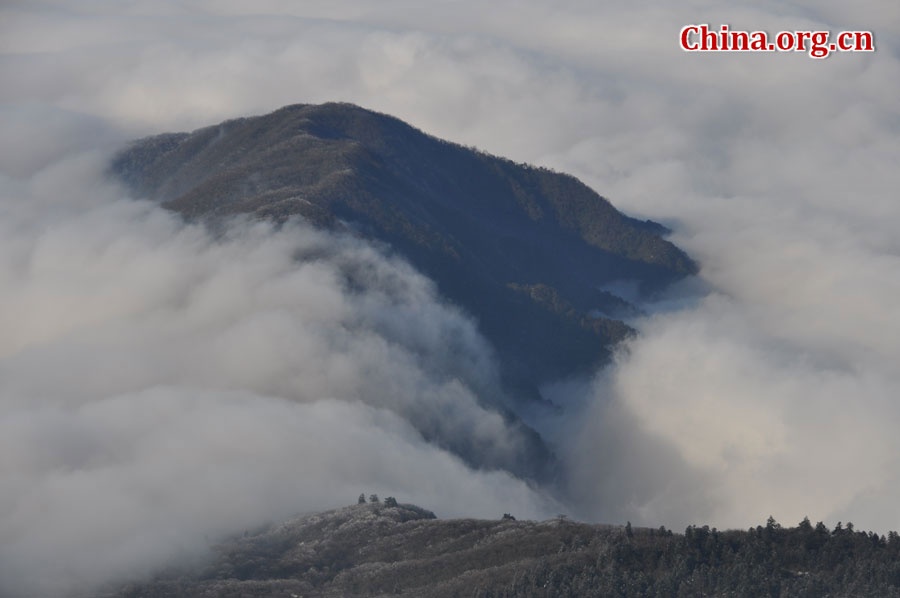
[118,502,900,597]
[111,103,695,395]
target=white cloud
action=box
[0,145,553,595]
[1,0,899,592]
[0,390,550,596]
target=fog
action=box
[0,134,554,596]
[2,0,899,594]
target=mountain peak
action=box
[111,103,695,393]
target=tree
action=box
[358,493,366,505]
[626,521,633,538]
[384,496,398,507]
[888,530,900,549]
[369,494,380,503]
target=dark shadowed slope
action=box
[111,102,696,395]
[118,502,900,598]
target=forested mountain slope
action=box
[118,502,900,598]
[111,103,696,395]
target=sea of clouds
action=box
[1,0,898,594]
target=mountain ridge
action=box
[116,501,900,598]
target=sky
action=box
[1,0,899,595]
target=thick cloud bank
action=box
[0,146,554,596]
[2,0,900,594]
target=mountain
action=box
[117,502,900,597]
[110,103,696,398]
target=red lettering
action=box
[730,31,750,50]
[680,25,700,51]
[701,24,719,50]
[838,32,854,50]
[776,32,794,51]
[854,31,874,51]
[750,31,768,51]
